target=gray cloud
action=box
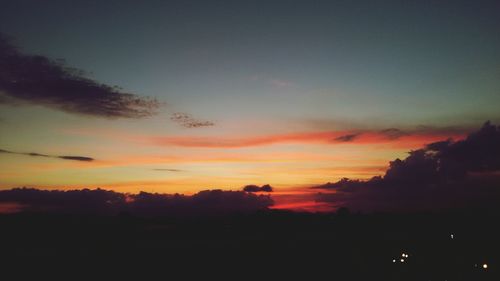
[0,148,94,162]
[243,184,273,193]
[170,112,215,128]
[0,188,274,216]
[0,33,160,118]
[334,133,361,142]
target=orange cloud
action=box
[63,124,468,150]
[150,129,466,149]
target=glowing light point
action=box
[392,259,396,263]
[483,264,488,269]
[400,259,405,263]
[451,234,454,239]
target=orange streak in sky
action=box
[151,130,465,148]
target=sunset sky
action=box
[1,0,500,203]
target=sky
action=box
[1,0,500,209]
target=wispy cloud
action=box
[170,112,215,128]
[152,168,183,172]
[0,148,94,162]
[334,133,361,142]
[150,126,467,148]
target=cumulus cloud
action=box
[243,184,273,193]
[0,33,159,118]
[170,112,215,128]
[0,148,94,162]
[0,188,274,216]
[314,121,500,212]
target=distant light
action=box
[483,264,488,269]
[392,259,396,263]
[451,234,454,239]
[400,259,405,263]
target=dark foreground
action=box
[0,210,498,280]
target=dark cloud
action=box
[0,188,125,214]
[243,184,273,192]
[170,112,215,128]
[130,190,273,216]
[315,178,367,190]
[0,188,274,216]
[0,148,94,162]
[315,121,500,212]
[58,156,94,162]
[0,33,159,118]
[334,133,360,142]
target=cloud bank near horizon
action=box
[314,121,500,212]
[0,188,274,216]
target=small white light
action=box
[483,264,488,269]
[400,259,405,263]
[392,259,396,263]
[451,234,454,239]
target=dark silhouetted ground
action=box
[0,210,498,280]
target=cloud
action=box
[379,128,408,140]
[170,112,215,128]
[151,126,466,148]
[379,126,468,140]
[334,133,361,142]
[0,33,159,118]
[58,156,94,162]
[0,148,94,162]
[129,190,273,216]
[152,131,335,148]
[243,184,273,193]
[152,168,183,172]
[314,121,500,212]
[0,188,274,216]
[0,188,125,214]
